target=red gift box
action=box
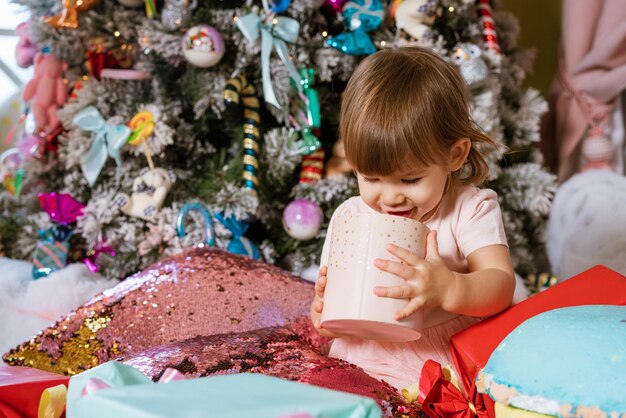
[0,366,69,418]
[449,265,626,416]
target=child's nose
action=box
[381,188,405,206]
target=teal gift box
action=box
[68,362,382,418]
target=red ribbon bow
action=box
[406,360,490,418]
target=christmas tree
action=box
[0,0,556,280]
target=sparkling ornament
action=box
[224,75,262,194]
[115,168,176,221]
[282,199,323,240]
[162,0,198,31]
[117,0,145,7]
[476,0,500,54]
[326,0,383,56]
[449,43,488,90]
[394,0,436,40]
[44,0,100,29]
[181,25,225,67]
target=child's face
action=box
[356,163,449,223]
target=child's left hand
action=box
[373,230,456,320]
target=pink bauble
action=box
[282,199,323,241]
[182,25,225,68]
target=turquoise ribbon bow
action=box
[73,106,131,186]
[236,13,302,108]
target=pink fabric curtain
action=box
[541,0,626,182]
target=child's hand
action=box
[373,230,456,320]
[310,265,343,339]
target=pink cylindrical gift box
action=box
[321,212,429,342]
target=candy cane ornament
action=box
[224,75,262,194]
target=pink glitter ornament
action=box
[3,248,314,375]
[282,199,323,241]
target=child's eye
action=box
[362,176,379,183]
[401,177,422,184]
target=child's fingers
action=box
[315,275,327,297]
[313,298,324,313]
[373,284,414,299]
[386,244,421,265]
[394,298,425,320]
[374,258,414,280]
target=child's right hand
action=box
[310,266,342,339]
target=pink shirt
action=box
[320,185,508,390]
[320,184,509,328]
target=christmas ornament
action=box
[0,148,24,196]
[181,25,225,67]
[128,111,157,170]
[449,43,488,90]
[300,148,325,183]
[44,0,100,29]
[326,0,383,56]
[15,21,37,68]
[177,202,216,246]
[214,212,262,260]
[325,0,348,12]
[267,0,291,13]
[86,38,124,80]
[3,247,314,374]
[32,225,72,279]
[224,75,262,194]
[117,0,145,7]
[394,0,436,40]
[73,106,131,186]
[580,134,613,172]
[235,13,302,108]
[22,53,68,136]
[288,68,322,156]
[282,199,323,240]
[162,0,198,31]
[38,192,86,225]
[115,168,175,221]
[325,138,352,178]
[84,241,116,273]
[476,0,500,54]
[31,192,85,279]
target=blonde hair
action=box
[340,47,495,185]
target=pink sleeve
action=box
[456,188,508,258]
[319,199,357,266]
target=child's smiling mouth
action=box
[386,209,414,218]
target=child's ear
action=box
[448,138,471,171]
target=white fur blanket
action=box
[0,259,116,356]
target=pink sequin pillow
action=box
[3,248,314,375]
[120,320,420,418]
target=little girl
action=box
[311,47,515,392]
